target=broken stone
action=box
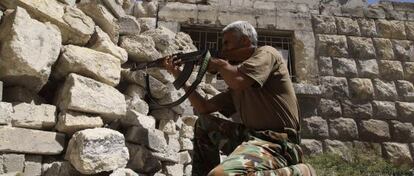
[89,26,128,64]
[121,110,156,129]
[125,96,149,115]
[42,161,80,176]
[11,103,56,130]
[119,35,162,62]
[17,0,94,45]
[179,137,193,151]
[142,27,181,57]
[54,45,122,87]
[65,128,129,174]
[163,163,184,176]
[124,84,146,99]
[23,155,42,176]
[179,151,192,165]
[126,126,167,152]
[126,143,162,173]
[300,139,323,156]
[0,102,13,125]
[159,119,177,135]
[137,17,156,32]
[118,15,141,35]
[55,73,127,121]
[78,0,120,43]
[110,168,139,176]
[2,154,24,173]
[0,7,61,92]
[0,126,65,155]
[55,111,103,135]
[102,0,126,18]
[121,69,167,99]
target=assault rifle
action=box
[130,49,213,108]
[130,46,255,108]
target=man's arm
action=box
[209,59,255,91]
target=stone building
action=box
[0,0,412,175]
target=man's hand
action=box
[208,58,228,74]
[163,56,182,78]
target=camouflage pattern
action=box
[192,115,315,176]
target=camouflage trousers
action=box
[192,115,314,176]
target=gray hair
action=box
[222,21,258,47]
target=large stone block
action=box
[65,128,129,174]
[89,26,128,64]
[0,102,13,125]
[335,17,360,36]
[55,73,127,120]
[163,164,184,176]
[312,15,337,34]
[121,110,156,129]
[376,19,407,40]
[405,62,414,81]
[126,126,167,152]
[2,154,24,173]
[357,59,379,78]
[3,87,45,105]
[0,81,2,101]
[359,119,390,141]
[24,155,42,176]
[0,7,61,92]
[372,101,397,120]
[159,119,177,135]
[121,69,167,99]
[159,2,196,23]
[364,7,386,19]
[347,36,376,59]
[348,78,374,100]
[373,79,398,101]
[324,140,353,161]
[341,99,372,119]
[55,111,103,135]
[383,142,413,166]
[302,116,329,139]
[406,22,414,40]
[396,80,414,101]
[118,15,140,36]
[12,103,56,130]
[119,35,162,62]
[125,96,149,115]
[316,35,348,57]
[358,18,377,37]
[17,0,94,45]
[179,137,193,151]
[332,57,357,77]
[78,0,119,43]
[320,76,349,99]
[0,126,65,154]
[102,0,126,18]
[396,102,414,121]
[318,57,333,76]
[318,99,341,118]
[392,40,413,61]
[300,139,323,156]
[329,118,358,140]
[378,60,404,80]
[126,143,162,173]
[373,38,395,60]
[54,45,121,86]
[391,120,414,142]
[42,161,80,176]
[353,141,382,156]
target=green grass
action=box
[304,150,413,176]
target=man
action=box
[164,21,313,175]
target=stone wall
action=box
[158,0,414,167]
[0,0,214,175]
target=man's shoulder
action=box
[256,46,281,56]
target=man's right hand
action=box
[163,56,182,78]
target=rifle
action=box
[130,49,213,108]
[130,46,255,109]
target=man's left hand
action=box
[208,58,228,74]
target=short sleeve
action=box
[238,47,278,87]
[208,90,236,117]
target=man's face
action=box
[222,31,245,52]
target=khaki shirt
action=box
[210,46,299,131]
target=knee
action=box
[207,165,226,176]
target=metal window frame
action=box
[180,26,296,80]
